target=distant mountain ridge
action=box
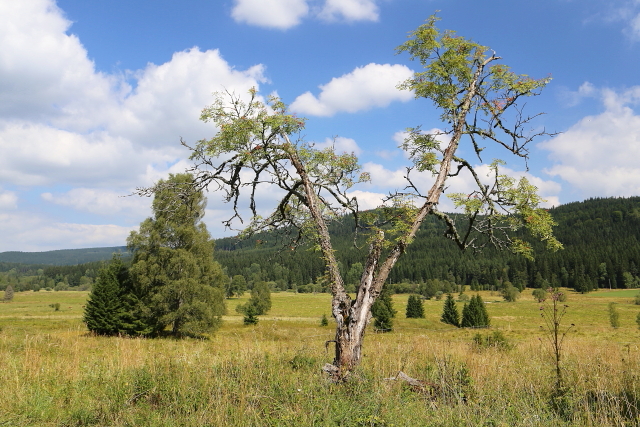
[0,246,129,266]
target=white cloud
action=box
[559,81,597,107]
[290,63,414,116]
[0,0,271,251]
[41,188,151,219]
[318,0,379,22]
[0,211,136,252]
[539,85,640,198]
[0,0,119,126]
[231,0,309,29]
[347,190,386,210]
[0,189,18,211]
[313,136,362,155]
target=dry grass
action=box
[1,289,640,426]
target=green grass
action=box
[2,289,640,426]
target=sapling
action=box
[539,288,574,415]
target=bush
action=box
[50,303,60,311]
[634,292,640,305]
[532,288,547,302]
[501,284,520,302]
[609,302,620,328]
[472,331,512,351]
[3,285,14,302]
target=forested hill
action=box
[0,246,129,266]
[215,197,640,292]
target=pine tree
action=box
[83,255,127,335]
[406,294,424,318]
[441,293,460,327]
[243,304,259,325]
[3,284,14,302]
[372,285,396,332]
[461,294,490,328]
[127,173,227,337]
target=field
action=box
[2,289,640,426]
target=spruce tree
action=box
[127,173,227,337]
[371,285,396,332]
[461,294,490,328]
[84,255,127,335]
[441,293,460,327]
[237,281,272,316]
[406,294,425,318]
[3,285,14,302]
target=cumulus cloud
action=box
[291,63,413,116]
[312,136,362,155]
[318,0,379,22]
[231,0,309,29]
[0,0,271,250]
[539,85,640,198]
[230,0,380,29]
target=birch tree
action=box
[137,15,561,379]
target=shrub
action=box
[501,284,520,302]
[609,302,620,328]
[532,288,548,302]
[636,312,640,329]
[50,303,60,311]
[634,292,640,305]
[3,285,14,302]
[472,331,512,351]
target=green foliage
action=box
[320,313,329,326]
[3,284,13,302]
[371,286,396,332]
[127,173,227,337]
[608,302,620,329]
[242,304,258,325]
[405,294,425,318]
[49,303,60,311]
[502,283,520,302]
[441,293,460,327]
[236,281,272,318]
[532,288,548,302]
[461,294,490,328]
[636,312,640,329]
[472,330,513,351]
[228,274,247,298]
[83,255,129,336]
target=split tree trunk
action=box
[283,57,488,380]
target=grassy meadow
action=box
[2,289,640,426]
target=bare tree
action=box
[136,15,561,380]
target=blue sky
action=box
[1,0,640,251]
